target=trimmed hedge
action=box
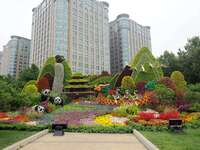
[0,123,49,131]
[1,119,199,133]
[90,76,112,86]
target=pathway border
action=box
[133,129,159,150]
[3,129,49,150]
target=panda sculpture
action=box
[40,89,50,102]
[53,97,64,106]
[32,105,45,113]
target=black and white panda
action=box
[53,97,64,106]
[32,105,45,113]
[40,89,51,102]
[42,89,50,96]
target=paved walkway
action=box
[21,133,146,150]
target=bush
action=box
[189,103,200,112]
[158,77,176,91]
[188,83,200,92]
[145,80,157,90]
[112,105,139,117]
[136,81,147,94]
[90,76,112,86]
[121,76,135,92]
[155,84,176,105]
[22,84,38,95]
[0,123,49,131]
[171,71,187,93]
[184,90,200,103]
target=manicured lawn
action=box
[0,130,36,149]
[141,128,200,150]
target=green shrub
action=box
[0,124,49,131]
[189,103,200,112]
[188,83,200,92]
[121,76,135,93]
[155,84,176,105]
[184,90,200,103]
[113,105,139,117]
[90,76,112,86]
[22,84,38,95]
[145,80,157,90]
[27,112,43,120]
[171,71,187,93]
[63,104,95,111]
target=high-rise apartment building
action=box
[0,51,2,74]
[31,0,110,74]
[110,14,151,74]
[1,36,31,78]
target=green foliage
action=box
[22,84,38,95]
[113,105,139,117]
[67,79,89,83]
[0,124,49,131]
[170,71,187,93]
[73,72,83,77]
[184,90,200,103]
[131,47,163,82]
[179,36,200,83]
[158,51,180,76]
[64,85,93,89]
[90,76,112,86]
[189,103,200,112]
[145,80,157,90]
[0,79,39,111]
[23,80,37,87]
[110,73,119,88]
[63,104,95,111]
[188,83,200,92]
[159,37,200,83]
[121,76,136,92]
[155,84,176,105]
[18,64,39,84]
[38,57,72,82]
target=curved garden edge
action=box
[133,129,159,150]
[1,119,199,133]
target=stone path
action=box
[21,133,146,150]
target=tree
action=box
[158,51,180,76]
[19,64,39,84]
[178,36,200,83]
[170,71,187,93]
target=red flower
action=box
[109,89,116,95]
[159,111,180,120]
[0,112,8,118]
[138,112,158,121]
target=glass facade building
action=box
[1,36,31,78]
[31,0,110,74]
[110,14,151,74]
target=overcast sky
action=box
[0,0,200,56]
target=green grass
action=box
[63,104,96,111]
[141,128,200,150]
[0,130,36,149]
